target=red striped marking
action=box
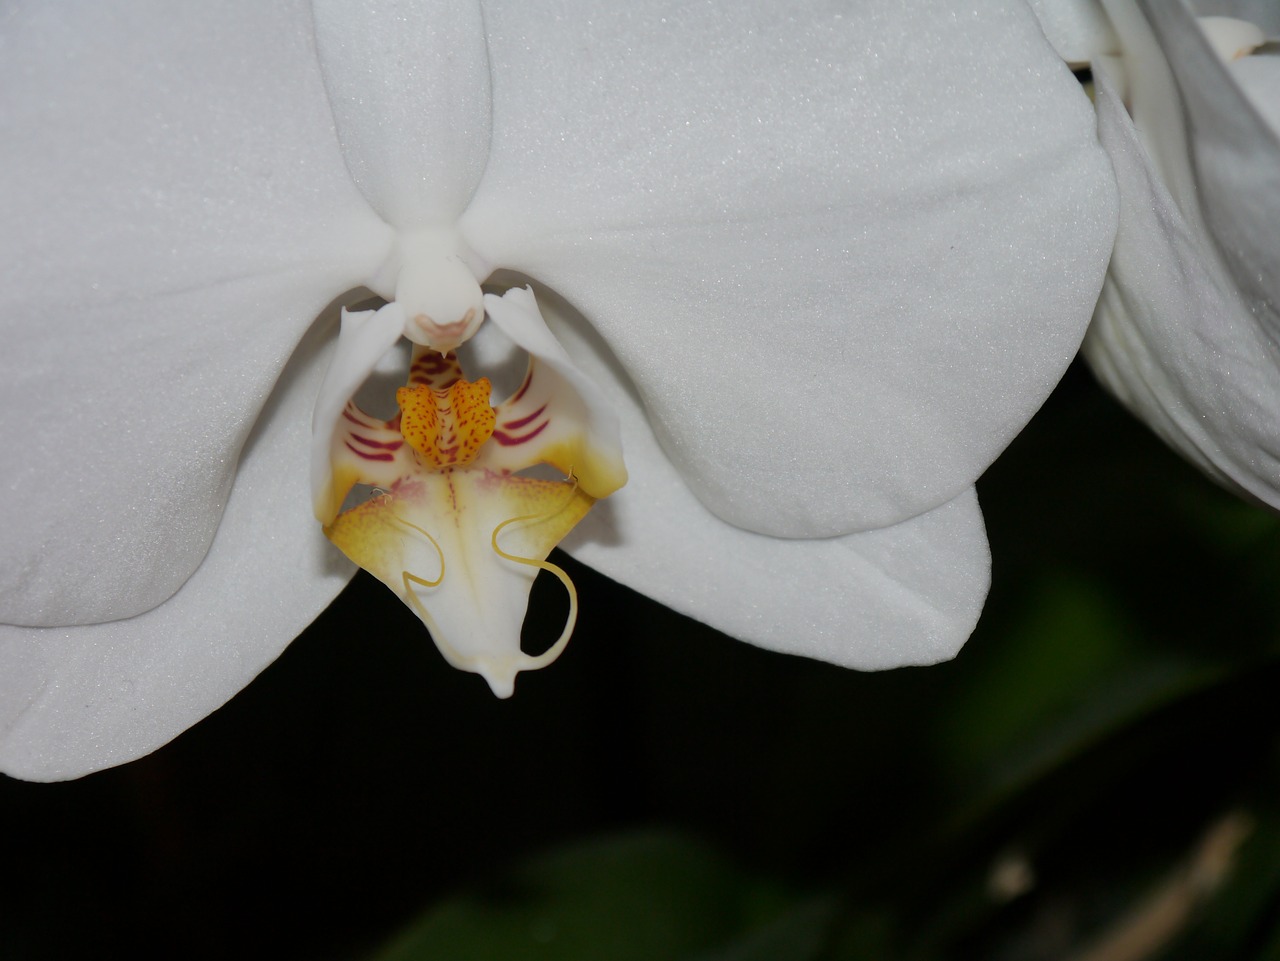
[348,434,403,452]
[344,441,395,462]
[508,373,534,405]
[502,404,548,431]
[491,420,549,446]
[410,354,462,389]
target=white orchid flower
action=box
[0,0,1116,781]
[1077,0,1280,507]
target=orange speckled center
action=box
[396,378,497,469]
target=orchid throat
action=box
[310,275,626,698]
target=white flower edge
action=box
[0,321,355,782]
[1083,1,1280,506]
[535,288,991,672]
[1140,1,1280,325]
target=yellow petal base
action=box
[325,469,594,696]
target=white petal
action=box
[541,291,989,669]
[0,320,355,782]
[0,0,391,626]
[1141,1,1280,319]
[570,487,989,670]
[1083,72,1280,504]
[460,0,1116,539]
[1025,0,1118,66]
[312,0,491,227]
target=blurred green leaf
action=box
[693,896,842,961]
[368,831,821,961]
[936,573,1225,824]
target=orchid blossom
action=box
[1074,0,1280,507]
[0,0,1116,781]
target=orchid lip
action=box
[313,287,625,694]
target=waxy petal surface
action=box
[1141,0,1280,323]
[312,0,491,227]
[0,322,355,782]
[530,290,990,668]
[1084,3,1280,506]
[571,483,989,671]
[0,0,391,626]
[460,0,1117,539]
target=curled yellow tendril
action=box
[390,515,446,590]
[488,473,582,670]
[382,473,583,681]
